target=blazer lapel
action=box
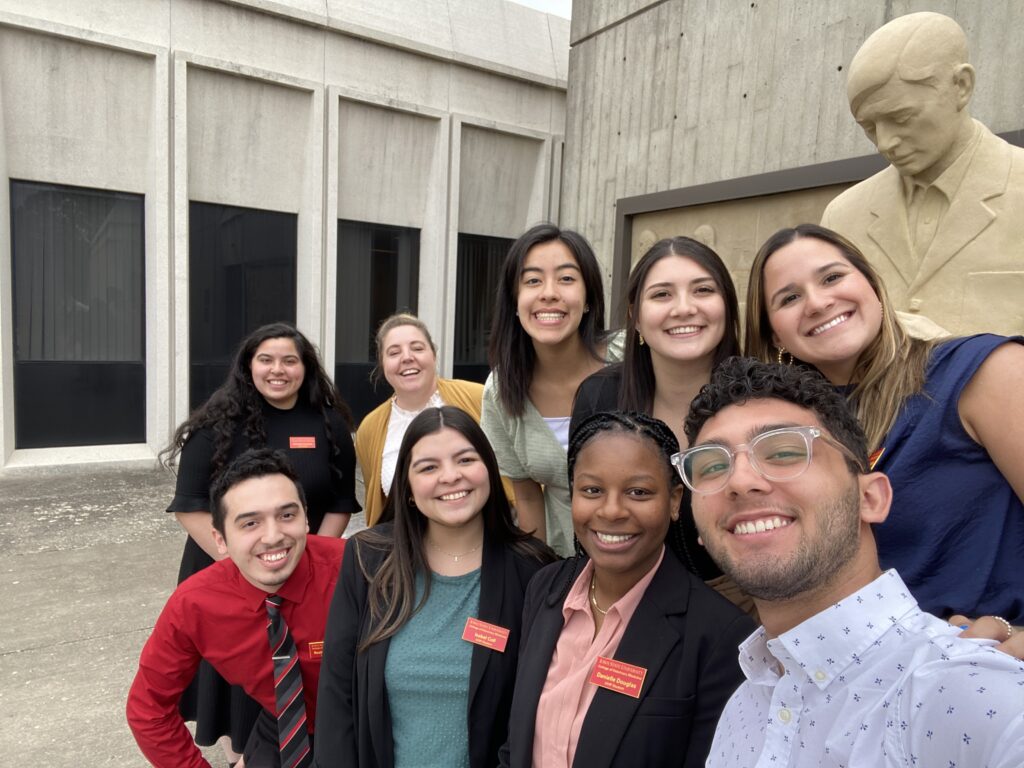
[909,131,1009,293]
[468,536,506,707]
[866,167,917,286]
[572,555,689,768]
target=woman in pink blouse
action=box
[499,411,754,768]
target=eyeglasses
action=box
[670,426,864,495]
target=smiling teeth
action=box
[440,490,470,501]
[733,517,791,535]
[668,326,701,335]
[595,532,635,544]
[810,314,850,336]
[536,312,565,320]
[260,551,287,562]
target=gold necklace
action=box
[589,572,609,615]
[426,538,482,563]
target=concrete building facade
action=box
[0,0,569,467]
[561,0,1024,312]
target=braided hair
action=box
[558,410,689,599]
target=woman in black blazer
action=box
[500,412,755,768]
[314,406,555,768]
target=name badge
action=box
[290,436,316,449]
[589,656,647,698]
[461,617,511,653]
[308,641,324,659]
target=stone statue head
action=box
[846,12,976,184]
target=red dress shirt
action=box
[126,535,345,768]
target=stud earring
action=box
[638,333,645,346]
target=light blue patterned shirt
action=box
[707,570,1024,767]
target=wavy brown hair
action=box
[161,323,353,483]
[744,224,940,450]
[355,406,556,651]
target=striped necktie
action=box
[265,594,313,768]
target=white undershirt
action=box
[381,391,445,495]
[543,415,572,452]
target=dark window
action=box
[11,180,145,448]
[335,220,419,420]
[189,202,296,410]
[454,233,512,382]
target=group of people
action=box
[125,212,1023,768]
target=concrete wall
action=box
[562,0,1024,292]
[0,0,569,467]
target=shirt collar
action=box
[902,120,982,202]
[739,570,919,691]
[563,545,666,623]
[231,538,314,612]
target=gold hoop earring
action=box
[776,347,792,366]
[638,333,645,346]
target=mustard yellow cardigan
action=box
[354,378,515,526]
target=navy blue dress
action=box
[871,334,1024,623]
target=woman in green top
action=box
[315,406,555,768]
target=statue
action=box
[821,12,1024,336]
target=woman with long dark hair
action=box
[482,223,622,557]
[571,237,749,610]
[161,321,360,763]
[315,406,555,768]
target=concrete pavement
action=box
[0,462,365,766]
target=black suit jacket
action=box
[313,523,551,768]
[499,551,755,768]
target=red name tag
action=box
[461,617,510,653]
[589,656,647,698]
[290,436,316,449]
[308,641,324,659]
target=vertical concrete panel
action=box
[0,72,12,461]
[458,126,546,238]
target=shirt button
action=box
[909,298,923,312]
[778,708,792,723]
[814,670,827,682]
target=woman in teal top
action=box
[314,406,556,768]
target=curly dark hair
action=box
[684,357,868,473]
[160,322,353,484]
[209,448,306,535]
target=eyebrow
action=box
[231,501,301,524]
[411,447,477,467]
[768,261,848,306]
[574,470,660,484]
[695,422,803,448]
[521,263,582,275]
[644,276,715,292]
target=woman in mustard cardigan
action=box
[356,314,513,526]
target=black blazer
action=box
[499,550,755,768]
[313,523,550,768]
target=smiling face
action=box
[516,240,588,348]
[381,324,438,402]
[408,427,490,535]
[762,237,883,384]
[250,337,305,409]
[572,432,684,591]
[635,255,727,367]
[853,75,968,184]
[213,473,309,593]
[690,399,871,603]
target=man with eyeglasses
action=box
[678,357,1023,768]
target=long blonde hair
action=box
[745,224,940,450]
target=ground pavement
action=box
[0,461,366,767]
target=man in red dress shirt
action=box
[127,448,345,768]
